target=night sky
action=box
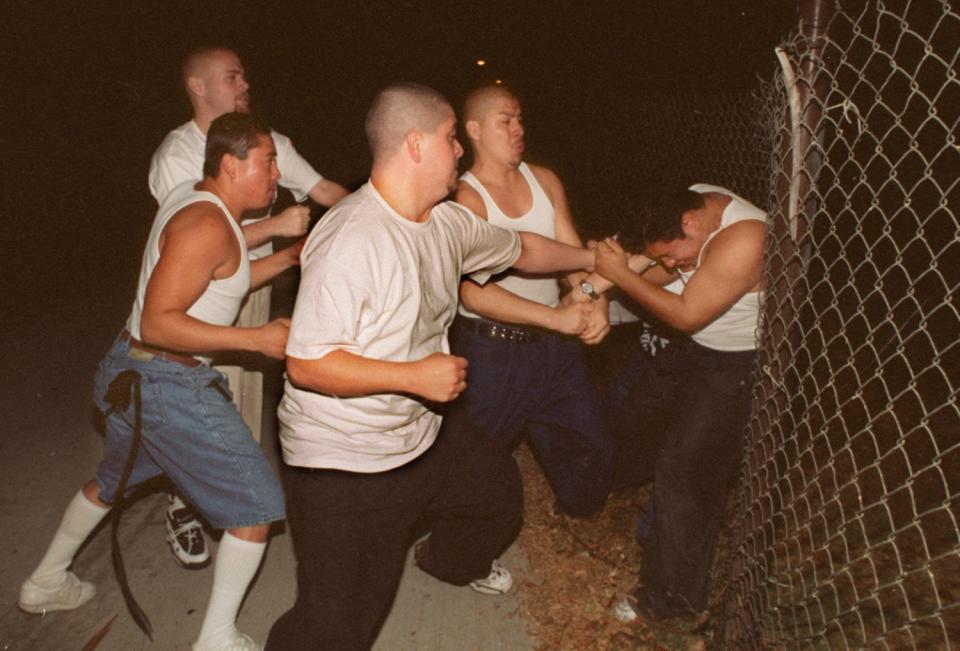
[1,0,797,327]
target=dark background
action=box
[1,0,797,332]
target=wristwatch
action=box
[579,279,601,301]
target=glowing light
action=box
[476,59,486,66]
[495,79,502,85]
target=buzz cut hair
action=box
[203,111,271,179]
[364,83,453,160]
[463,84,519,124]
[641,189,705,246]
[181,45,236,86]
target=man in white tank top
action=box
[19,114,299,651]
[587,186,766,620]
[149,46,348,568]
[451,85,616,518]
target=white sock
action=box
[29,489,110,588]
[196,532,266,644]
[169,493,187,510]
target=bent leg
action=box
[417,408,524,585]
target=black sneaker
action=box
[165,495,209,568]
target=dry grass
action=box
[513,444,711,650]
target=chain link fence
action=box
[709,2,960,648]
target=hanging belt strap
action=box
[102,369,153,640]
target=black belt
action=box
[457,317,543,344]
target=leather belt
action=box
[120,329,203,368]
[457,317,543,344]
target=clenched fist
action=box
[411,352,469,402]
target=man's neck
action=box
[191,109,216,135]
[370,171,436,223]
[196,178,243,223]
[470,156,522,185]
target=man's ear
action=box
[466,119,481,142]
[186,75,205,98]
[220,153,237,180]
[405,129,423,164]
[680,210,698,237]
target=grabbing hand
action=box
[579,297,611,345]
[256,318,291,359]
[273,204,311,238]
[282,237,306,266]
[548,301,592,335]
[594,237,630,283]
[411,352,469,402]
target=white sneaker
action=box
[18,572,96,614]
[166,494,210,568]
[192,631,261,651]
[469,559,513,595]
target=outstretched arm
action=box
[308,178,349,207]
[593,221,765,333]
[459,279,590,335]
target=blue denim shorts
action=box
[93,335,285,529]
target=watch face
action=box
[581,281,595,294]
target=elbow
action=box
[286,356,312,389]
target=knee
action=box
[228,524,271,543]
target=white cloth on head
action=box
[279,182,521,473]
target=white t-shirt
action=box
[279,182,522,472]
[148,120,323,204]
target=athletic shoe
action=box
[192,631,260,651]
[469,559,513,595]
[165,496,210,567]
[18,572,96,614]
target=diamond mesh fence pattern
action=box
[714,2,960,648]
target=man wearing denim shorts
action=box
[149,46,348,569]
[18,113,299,651]
[265,83,597,651]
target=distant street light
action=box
[476,59,486,66]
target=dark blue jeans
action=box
[450,318,616,517]
[617,337,755,611]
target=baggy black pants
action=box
[265,405,523,651]
[616,337,755,611]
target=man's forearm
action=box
[309,178,349,207]
[250,246,299,288]
[286,350,415,397]
[140,312,261,355]
[460,280,562,329]
[242,218,278,249]
[514,232,593,274]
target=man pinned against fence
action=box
[266,83,597,651]
[148,45,348,569]
[19,113,298,651]
[589,183,766,620]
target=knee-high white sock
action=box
[29,489,110,587]
[197,532,266,644]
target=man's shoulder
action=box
[153,121,203,163]
[525,162,562,191]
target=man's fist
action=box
[412,352,469,402]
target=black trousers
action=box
[265,405,523,651]
[615,337,755,611]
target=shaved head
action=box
[181,46,236,87]
[365,83,453,161]
[463,84,518,123]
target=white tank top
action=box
[679,184,766,351]
[126,182,251,361]
[458,162,560,318]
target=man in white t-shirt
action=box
[265,83,596,651]
[148,46,348,569]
